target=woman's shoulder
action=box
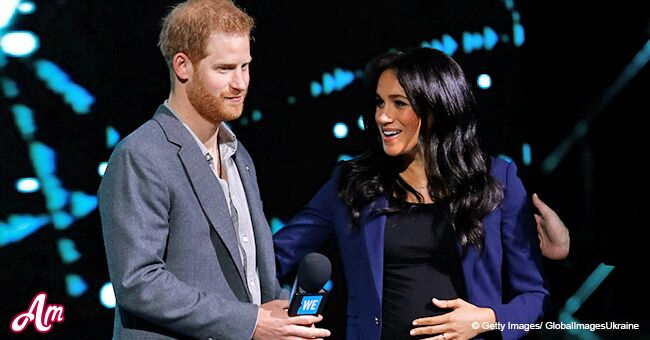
[310,163,345,198]
[488,155,518,184]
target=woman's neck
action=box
[398,151,433,203]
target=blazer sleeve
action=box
[273,176,338,280]
[490,161,550,340]
[99,144,258,340]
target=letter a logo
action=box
[10,292,65,333]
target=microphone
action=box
[288,252,331,316]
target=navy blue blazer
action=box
[274,158,549,340]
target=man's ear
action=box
[172,52,193,82]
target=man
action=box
[98,0,330,338]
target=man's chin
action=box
[197,106,243,124]
[222,107,244,122]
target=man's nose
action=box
[230,68,247,91]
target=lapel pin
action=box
[246,166,250,172]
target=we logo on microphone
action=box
[297,296,323,315]
[288,253,331,316]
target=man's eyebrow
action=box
[214,59,253,68]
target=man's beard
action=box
[187,73,245,124]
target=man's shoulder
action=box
[107,119,177,168]
[118,118,169,151]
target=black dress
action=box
[381,202,467,340]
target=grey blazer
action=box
[99,105,284,339]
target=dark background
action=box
[1,0,647,338]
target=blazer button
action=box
[208,338,213,340]
[374,317,379,325]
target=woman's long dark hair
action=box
[338,48,503,250]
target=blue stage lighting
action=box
[270,217,285,235]
[17,2,36,14]
[522,143,532,166]
[484,27,498,51]
[310,81,322,97]
[477,74,492,89]
[0,214,50,247]
[1,77,19,97]
[34,59,95,114]
[12,104,36,138]
[513,23,525,46]
[322,73,335,95]
[52,211,73,230]
[65,274,88,297]
[106,126,120,148]
[0,0,20,29]
[100,282,116,308]
[338,154,353,162]
[57,238,81,264]
[16,177,40,193]
[0,31,39,57]
[70,191,97,218]
[333,122,348,139]
[441,34,458,56]
[98,162,108,177]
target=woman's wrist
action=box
[478,307,497,332]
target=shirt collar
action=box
[217,119,238,160]
[164,100,238,161]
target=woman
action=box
[274,48,548,340]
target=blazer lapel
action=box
[233,152,276,301]
[361,196,388,301]
[152,105,246,284]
